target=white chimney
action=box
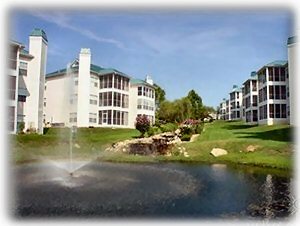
[77,48,91,127]
[145,75,153,85]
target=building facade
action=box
[218,98,227,120]
[257,61,288,125]
[287,36,297,126]
[229,85,243,120]
[8,28,47,134]
[243,72,258,124]
[44,48,155,129]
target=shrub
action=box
[17,122,25,134]
[160,123,178,133]
[147,126,161,136]
[180,126,193,136]
[181,134,191,141]
[135,115,150,137]
[195,123,204,134]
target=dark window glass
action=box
[275,104,281,118]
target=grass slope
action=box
[11,121,293,170]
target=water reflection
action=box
[14,161,293,219]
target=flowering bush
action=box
[135,115,150,137]
[180,118,203,135]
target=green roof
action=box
[130,78,155,88]
[265,60,287,67]
[46,63,130,78]
[30,28,48,42]
[20,49,34,58]
[287,36,297,45]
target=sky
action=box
[10,10,293,108]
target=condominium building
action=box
[218,98,227,120]
[243,71,258,123]
[257,61,288,125]
[225,99,231,120]
[229,85,243,120]
[44,48,155,128]
[287,36,297,126]
[8,28,48,134]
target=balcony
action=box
[9,59,17,70]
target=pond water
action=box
[13,161,294,219]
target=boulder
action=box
[190,134,200,142]
[246,145,259,152]
[210,148,228,157]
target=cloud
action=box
[133,26,238,56]
[29,11,126,50]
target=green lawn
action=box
[175,120,293,170]
[11,127,140,163]
[11,121,294,170]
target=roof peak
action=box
[30,28,48,42]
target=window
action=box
[275,104,281,118]
[137,99,142,109]
[99,92,112,106]
[122,94,129,108]
[138,86,142,96]
[275,86,280,99]
[113,92,121,107]
[269,104,274,118]
[280,68,286,81]
[269,86,274,99]
[252,81,257,91]
[19,62,28,76]
[69,112,77,123]
[253,110,258,122]
[281,86,286,99]
[18,95,26,102]
[252,95,257,107]
[89,113,97,123]
[8,106,15,131]
[274,68,280,81]
[75,80,78,86]
[9,76,16,100]
[282,104,287,118]
[9,46,17,70]
[268,68,274,81]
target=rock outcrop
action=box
[106,132,183,155]
[210,148,228,157]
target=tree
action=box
[135,115,150,137]
[154,83,166,109]
[187,89,204,120]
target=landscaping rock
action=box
[210,148,228,157]
[246,145,259,152]
[74,143,80,149]
[190,134,200,142]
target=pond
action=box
[13,161,294,219]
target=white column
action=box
[77,48,91,127]
[25,31,48,134]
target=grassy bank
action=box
[11,121,293,170]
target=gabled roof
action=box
[30,28,48,42]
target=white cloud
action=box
[133,26,238,56]
[29,11,126,50]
